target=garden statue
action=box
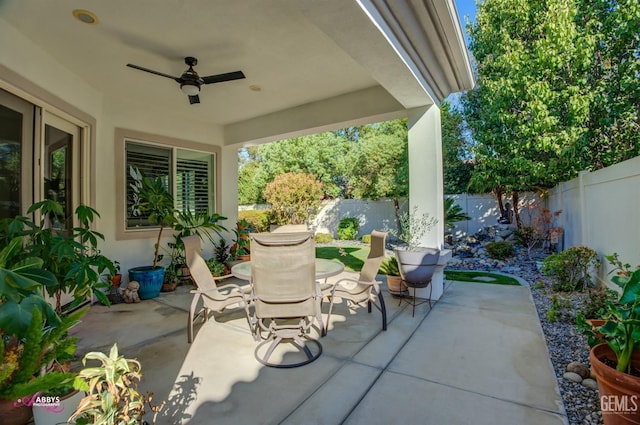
[498,202,513,224]
[122,281,141,303]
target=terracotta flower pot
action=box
[590,343,640,425]
[386,275,406,295]
[0,399,32,425]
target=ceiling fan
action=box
[126,56,245,104]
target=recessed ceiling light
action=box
[249,85,263,92]
[72,9,99,25]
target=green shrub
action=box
[547,294,574,323]
[514,226,536,247]
[337,217,359,240]
[542,246,600,292]
[263,172,323,225]
[361,234,371,244]
[379,256,400,276]
[485,241,514,260]
[581,288,617,319]
[238,209,270,233]
[315,233,333,244]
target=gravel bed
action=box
[448,249,603,425]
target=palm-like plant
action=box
[444,197,470,232]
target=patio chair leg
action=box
[378,292,387,331]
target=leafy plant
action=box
[263,172,323,225]
[485,241,514,260]
[0,237,59,336]
[129,166,176,268]
[205,258,226,277]
[230,219,252,258]
[388,206,438,249]
[379,256,400,277]
[238,209,270,233]
[2,200,115,312]
[546,294,573,323]
[71,344,164,425]
[581,287,617,319]
[0,307,85,401]
[542,246,600,292]
[577,253,640,374]
[337,217,359,240]
[444,197,470,232]
[361,234,371,244]
[213,237,230,264]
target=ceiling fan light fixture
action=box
[180,83,200,96]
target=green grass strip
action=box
[444,270,520,286]
[315,246,369,272]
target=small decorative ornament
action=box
[121,281,141,303]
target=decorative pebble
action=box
[582,378,598,390]
[564,372,584,383]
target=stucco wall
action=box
[0,18,228,274]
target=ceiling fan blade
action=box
[188,94,200,104]
[202,71,246,85]
[126,64,180,82]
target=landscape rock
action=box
[567,361,591,378]
[564,372,584,383]
[582,378,598,390]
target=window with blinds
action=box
[125,141,215,229]
[176,149,213,213]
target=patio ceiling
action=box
[0,0,473,143]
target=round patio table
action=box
[231,258,344,281]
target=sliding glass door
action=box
[0,88,34,218]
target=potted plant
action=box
[108,261,122,290]
[0,307,86,425]
[70,344,164,425]
[206,257,226,278]
[128,166,176,300]
[379,256,405,295]
[578,253,640,425]
[389,206,439,272]
[31,357,86,425]
[161,264,178,292]
[4,200,116,312]
[229,219,252,262]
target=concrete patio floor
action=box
[70,273,568,425]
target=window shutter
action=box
[176,149,213,213]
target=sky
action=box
[454,0,478,48]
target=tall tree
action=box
[463,0,594,226]
[577,0,640,169]
[441,100,474,194]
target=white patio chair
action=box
[322,230,388,334]
[183,235,249,343]
[248,232,323,368]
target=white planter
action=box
[33,390,83,425]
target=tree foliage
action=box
[441,100,474,194]
[463,0,639,200]
[263,172,323,225]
